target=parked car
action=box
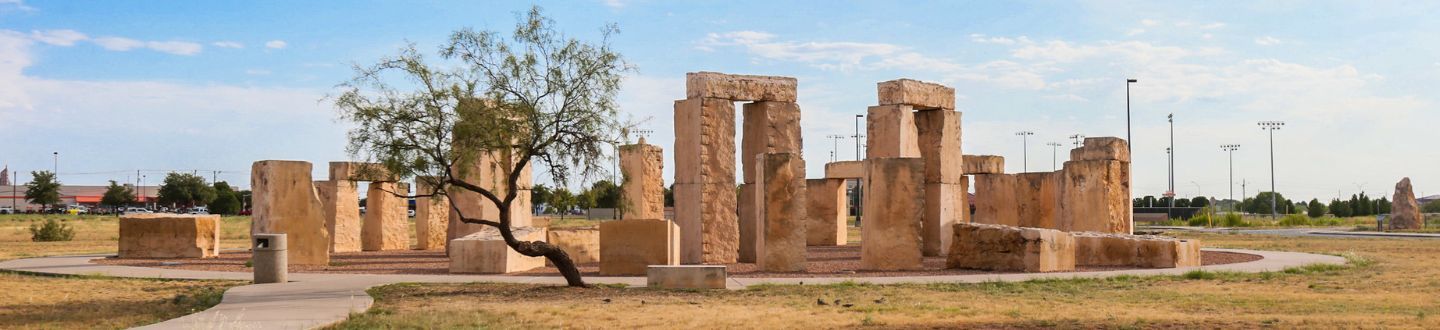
[185,206,210,215]
[66,205,89,215]
[0,206,13,214]
[122,207,153,215]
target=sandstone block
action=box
[1072,232,1199,268]
[947,223,1075,272]
[547,228,600,265]
[620,140,666,220]
[915,110,964,184]
[755,153,807,272]
[674,97,736,184]
[448,153,534,243]
[315,180,362,253]
[686,72,798,102]
[600,219,681,275]
[449,226,547,274]
[877,79,955,110]
[1058,160,1132,234]
[118,214,220,258]
[922,182,966,257]
[807,178,847,246]
[738,183,758,263]
[364,182,410,251]
[824,161,863,179]
[741,101,803,183]
[1069,137,1130,162]
[674,182,738,264]
[972,174,1020,227]
[415,178,449,250]
[963,155,1005,174]
[328,161,397,182]
[1391,177,1424,230]
[1016,172,1062,230]
[647,265,726,289]
[251,160,330,265]
[866,105,920,158]
[861,158,925,271]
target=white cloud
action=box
[29,29,87,46]
[0,0,34,12]
[1044,94,1090,102]
[696,31,903,71]
[145,41,202,55]
[600,0,626,8]
[969,34,1031,45]
[1255,36,1281,46]
[92,36,144,51]
[1141,19,1160,27]
[211,41,244,49]
[1126,28,1146,36]
[264,40,287,49]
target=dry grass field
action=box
[333,233,1440,329]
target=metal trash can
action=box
[252,233,287,284]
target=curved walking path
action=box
[0,248,1343,330]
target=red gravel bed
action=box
[94,245,1261,278]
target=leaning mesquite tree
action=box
[335,7,627,287]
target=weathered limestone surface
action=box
[119,214,220,258]
[620,140,666,220]
[647,265,727,289]
[741,101,803,183]
[806,178,847,246]
[866,105,920,158]
[414,178,449,250]
[328,161,396,182]
[947,223,1076,272]
[972,174,1020,227]
[1015,172,1062,229]
[824,161,863,179]
[877,79,956,110]
[963,155,1005,174]
[251,160,330,265]
[685,72,798,102]
[738,183,758,263]
[915,110,964,184]
[1391,177,1424,230]
[547,228,600,265]
[674,97,736,184]
[315,180,361,253]
[1069,137,1131,162]
[861,158,925,271]
[674,182,738,264]
[1073,232,1201,268]
[449,227,546,274]
[364,182,410,251]
[447,150,534,243]
[600,219,681,275]
[755,153,807,272]
[922,182,966,257]
[1058,160,1132,234]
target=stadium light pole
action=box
[1046,142,1063,171]
[1126,79,1137,152]
[853,115,864,161]
[1259,121,1285,219]
[52,152,58,176]
[1220,144,1240,212]
[826,134,846,162]
[1015,131,1034,172]
[1069,134,1085,148]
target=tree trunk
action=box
[496,208,586,287]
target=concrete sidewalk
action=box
[0,248,1344,330]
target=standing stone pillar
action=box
[314,180,361,253]
[415,177,449,250]
[1058,138,1132,233]
[602,136,680,275]
[364,182,410,251]
[1391,177,1423,230]
[251,160,330,265]
[806,178,846,246]
[754,153,807,272]
[619,139,665,220]
[673,97,738,264]
[1015,172,1062,229]
[860,158,925,271]
[915,109,964,257]
[447,150,533,244]
[865,105,920,158]
[972,173,1020,227]
[738,100,802,263]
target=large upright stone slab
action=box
[251,160,330,265]
[861,158,924,271]
[620,140,665,220]
[547,228,600,264]
[738,183,758,263]
[449,227,546,274]
[315,180,361,252]
[674,97,736,185]
[877,79,956,110]
[364,182,410,251]
[1058,160,1132,234]
[448,150,533,243]
[866,105,920,158]
[686,72,798,102]
[600,219,681,275]
[1016,172,1062,229]
[674,181,738,264]
[972,174,1020,227]
[824,161,863,179]
[1070,137,1131,162]
[1391,177,1424,230]
[415,178,449,250]
[119,214,220,258]
[807,178,846,246]
[963,155,1005,174]
[755,153,807,272]
[922,182,966,257]
[947,223,1076,273]
[741,101,803,183]
[915,110,963,184]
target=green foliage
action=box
[1189,196,1209,207]
[1329,199,1353,217]
[589,180,621,208]
[530,184,553,210]
[1220,212,1248,227]
[101,180,137,210]
[1279,214,1311,226]
[156,172,216,208]
[28,218,74,242]
[1245,192,1291,215]
[1186,214,1209,227]
[209,182,242,215]
[24,171,62,208]
[1307,198,1326,218]
[1424,200,1440,213]
[664,184,674,207]
[549,188,576,217]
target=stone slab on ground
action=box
[947,223,1076,272]
[363,182,410,251]
[449,227,547,274]
[600,219,680,275]
[1073,232,1201,268]
[877,78,956,110]
[119,214,221,258]
[547,228,600,265]
[251,160,330,266]
[861,158,925,271]
[806,178,847,246]
[686,71,798,102]
[647,265,727,289]
[755,153,807,272]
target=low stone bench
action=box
[947,223,1075,272]
[119,214,221,258]
[448,226,546,274]
[647,265,727,289]
[1073,232,1202,268]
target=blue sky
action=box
[1,0,1437,202]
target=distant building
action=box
[0,184,159,211]
[1420,195,1440,206]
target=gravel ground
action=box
[94,245,1261,278]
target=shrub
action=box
[1220,212,1248,227]
[28,219,75,242]
[1423,200,1440,213]
[1279,214,1311,227]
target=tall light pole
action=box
[1126,79,1137,152]
[1259,121,1285,219]
[853,115,864,161]
[826,134,846,162]
[1069,134,1086,148]
[1190,181,1201,197]
[1015,131,1034,172]
[1167,114,1175,209]
[1046,142,1062,171]
[1165,147,1174,215]
[1220,144,1240,212]
[52,152,58,175]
